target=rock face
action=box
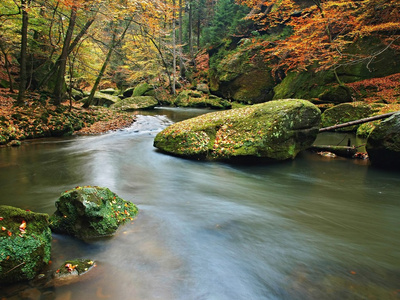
[50,186,138,239]
[0,206,51,284]
[367,112,400,169]
[154,99,321,161]
[209,47,275,104]
[113,96,158,110]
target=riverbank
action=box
[0,88,135,146]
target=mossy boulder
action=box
[321,102,380,132]
[154,99,321,161]
[0,206,51,285]
[123,83,154,98]
[174,90,232,109]
[49,186,138,239]
[113,96,158,111]
[81,92,119,107]
[366,112,400,169]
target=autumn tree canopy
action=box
[237,0,400,77]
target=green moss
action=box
[50,186,138,239]
[321,102,379,132]
[0,206,51,284]
[154,99,321,161]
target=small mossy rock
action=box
[196,83,210,93]
[366,112,400,169]
[174,90,231,109]
[81,92,119,107]
[113,96,158,111]
[154,99,321,161]
[49,186,138,239]
[321,102,379,132]
[71,88,84,100]
[100,88,118,95]
[0,205,51,285]
[53,259,96,287]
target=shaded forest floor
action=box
[0,88,135,146]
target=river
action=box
[0,108,399,300]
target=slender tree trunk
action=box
[178,0,184,76]
[172,0,176,95]
[16,0,29,105]
[188,0,193,60]
[53,5,77,105]
[83,19,132,108]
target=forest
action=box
[0,0,399,140]
[1,1,400,298]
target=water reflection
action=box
[0,108,399,299]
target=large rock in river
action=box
[0,206,51,284]
[154,99,321,161]
[366,112,400,169]
[50,186,138,239]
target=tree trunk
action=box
[172,0,176,95]
[16,0,29,105]
[83,19,132,108]
[178,0,184,77]
[53,5,77,105]
[188,0,193,60]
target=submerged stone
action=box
[154,99,321,161]
[0,205,51,285]
[49,186,138,239]
[53,259,96,287]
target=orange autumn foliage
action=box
[237,0,400,74]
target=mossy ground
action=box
[0,89,134,145]
[50,186,138,239]
[0,205,51,284]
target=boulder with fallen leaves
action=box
[49,186,138,239]
[154,99,321,161]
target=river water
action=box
[0,108,399,300]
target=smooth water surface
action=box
[0,108,399,300]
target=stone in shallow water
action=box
[49,186,138,239]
